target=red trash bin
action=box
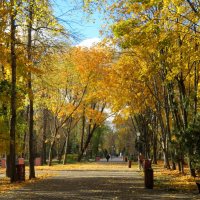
[16,164,25,181]
[95,157,100,161]
[34,157,41,166]
[1,158,6,168]
[18,158,24,165]
[143,159,151,170]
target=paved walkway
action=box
[99,156,124,162]
[0,162,199,200]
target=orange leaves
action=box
[57,103,76,119]
[36,46,113,131]
[85,107,105,125]
[68,47,112,103]
[108,52,150,115]
[70,47,110,85]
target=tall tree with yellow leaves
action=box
[84,0,200,174]
[9,0,18,182]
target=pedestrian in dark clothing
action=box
[106,154,110,162]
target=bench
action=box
[196,182,200,193]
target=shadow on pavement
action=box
[1,174,199,200]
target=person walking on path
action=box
[138,153,144,170]
[106,154,110,162]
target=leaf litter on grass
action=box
[0,168,51,194]
[152,162,200,193]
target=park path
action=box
[0,161,199,200]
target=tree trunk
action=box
[181,156,185,174]
[78,131,94,162]
[172,160,176,170]
[163,148,170,169]
[58,140,66,163]
[193,64,198,123]
[178,151,185,174]
[80,107,85,152]
[153,78,170,169]
[22,130,26,157]
[29,96,35,178]
[178,160,181,172]
[9,0,17,183]
[28,0,35,179]
[177,73,188,130]
[63,133,69,165]
[167,82,182,130]
[188,62,199,177]
[78,103,104,162]
[152,131,157,164]
[78,123,98,162]
[41,109,47,165]
[23,107,29,158]
[188,155,196,177]
[48,140,55,166]
[170,150,176,170]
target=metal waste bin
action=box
[144,168,153,189]
[196,182,200,193]
[128,160,132,168]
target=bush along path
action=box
[0,162,199,199]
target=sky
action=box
[51,0,103,47]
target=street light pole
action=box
[136,132,141,169]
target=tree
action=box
[9,0,17,182]
[84,0,200,174]
[27,0,35,180]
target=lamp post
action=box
[136,132,140,140]
[136,132,141,153]
[136,132,141,170]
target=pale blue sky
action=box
[51,0,103,44]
